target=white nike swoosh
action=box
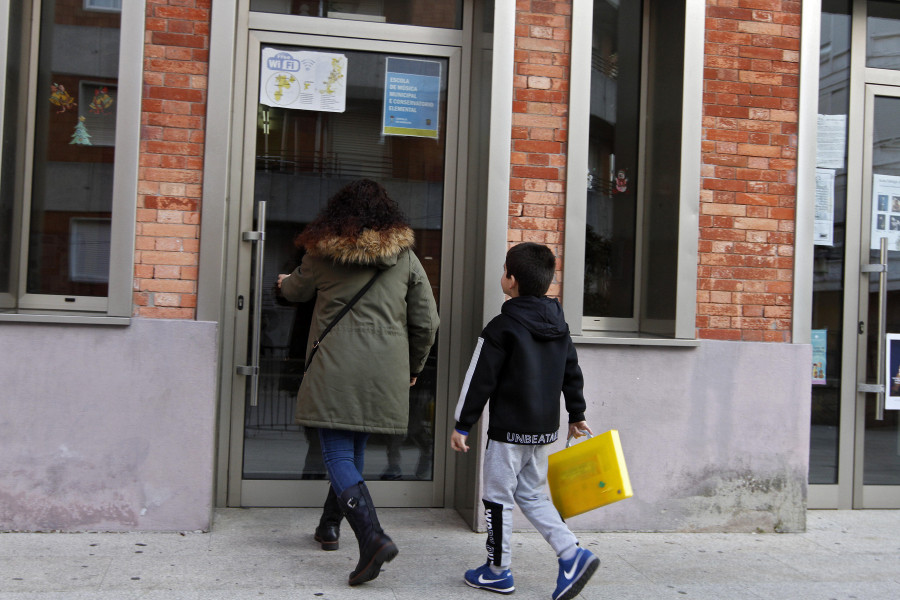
[563,555,582,579]
[478,574,507,584]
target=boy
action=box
[451,242,598,600]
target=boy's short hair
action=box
[505,242,556,297]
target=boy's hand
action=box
[568,421,593,440]
[450,430,469,453]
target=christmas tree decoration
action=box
[70,116,92,146]
[89,87,114,114]
[49,83,77,113]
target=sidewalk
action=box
[2,508,899,599]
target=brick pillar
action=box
[509,1,572,297]
[134,1,210,318]
[698,1,800,342]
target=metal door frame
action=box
[853,84,900,509]
[223,30,463,508]
[809,1,900,509]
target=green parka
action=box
[280,225,440,434]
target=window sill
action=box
[572,331,699,347]
[0,311,130,326]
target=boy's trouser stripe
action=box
[483,499,504,567]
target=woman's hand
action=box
[276,273,290,289]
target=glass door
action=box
[229,32,459,507]
[856,85,900,507]
[810,4,900,509]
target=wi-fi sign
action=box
[267,52,300,71]
[300,59,316,72]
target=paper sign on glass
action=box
[811,329,827,385]
[815,169,835,247]
[259,48,346,113]
[816,114,847,169]
[886,334,900,411]
[871,174,900,251]
[382,57,441,139]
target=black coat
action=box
[453,295,586,444]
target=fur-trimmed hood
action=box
[305,225,415,267]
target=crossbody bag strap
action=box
[304,268,384,374]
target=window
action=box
[249,0,463,29]
[0,0,141,320]
[564,0,702,338]
[84,0,121,13]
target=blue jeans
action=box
[318,428,370,496]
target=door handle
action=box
[859,237,888,421]
[236,200,267,407]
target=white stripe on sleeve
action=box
[455,337,485,422]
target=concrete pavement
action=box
[2,508,899,599]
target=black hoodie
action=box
[453,295,586,444]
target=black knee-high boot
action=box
[339,482,398,586]
[314,486,343,551]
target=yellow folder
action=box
[547,429,633,519]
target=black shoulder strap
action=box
[304,269,384,374]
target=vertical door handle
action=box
[871,237,888,421]
[237,201,266,407]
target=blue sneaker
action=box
[464,561,515,594]
[552,547,599,600]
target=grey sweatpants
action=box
[482,440,578,570]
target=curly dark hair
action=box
[299,179,409,244]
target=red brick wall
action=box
[698,0,800,342]
[134,1,210,318]
[508,1,571,297]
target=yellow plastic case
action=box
[547,429,633,519]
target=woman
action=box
[277,179,439,586]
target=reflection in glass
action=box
[864,95,900,485]
[810,6,851,485]
[867,0,900,70]
[584,0,641,319]
[25,4,120,297]
[242,48,446,482]
[249,0,463,29]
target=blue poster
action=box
[811,329,826,385]
[383,57,441,139]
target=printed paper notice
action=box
[811,329,827,386]
[383,57,441,139]
[817,114,847,169]
[259,48,346,113]
[815,168,835,246]
[871,174,900,251]
[886,334,900,410]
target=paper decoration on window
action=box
[613,169,629,194]
[79,81,117,146]
[89,87,114,114]
[49,83,77,113]
[70,116,92,145]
